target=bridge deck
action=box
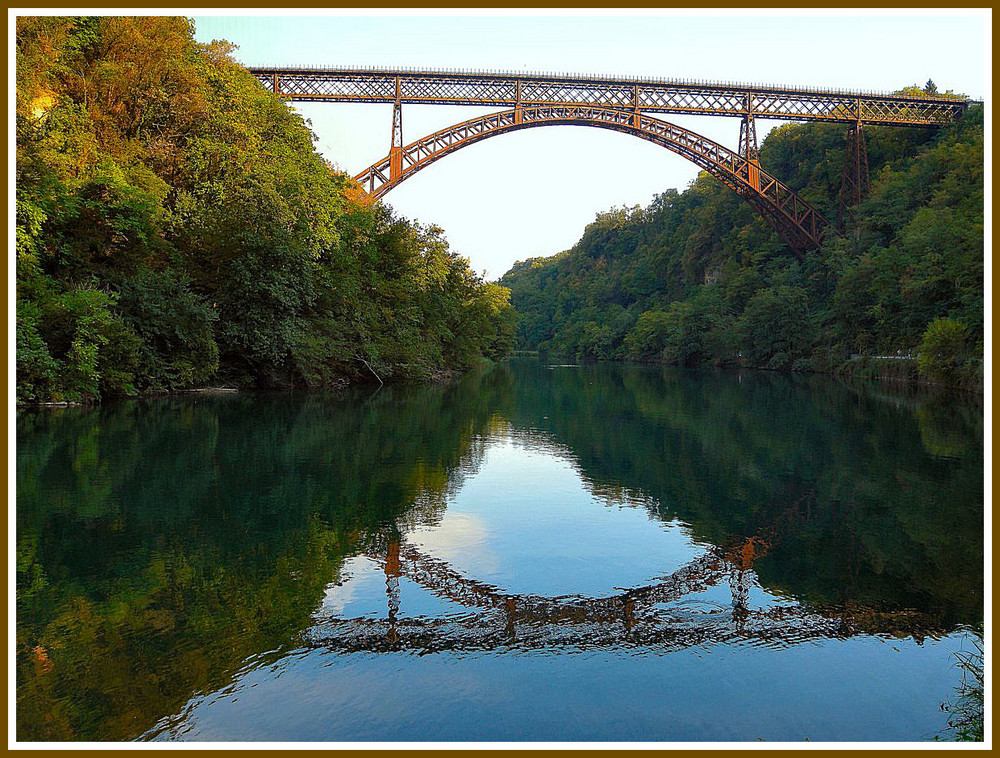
[248,67,974,127]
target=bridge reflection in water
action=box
[308,492,943,657]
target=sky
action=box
[192,11,989,281]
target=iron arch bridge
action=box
[249,67,977,252]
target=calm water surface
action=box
[16,361,983,742]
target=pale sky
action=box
[192,11,989,280]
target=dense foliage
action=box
[15,17,515,404]
[500,91,983,388]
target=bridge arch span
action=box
[354,105,832,252]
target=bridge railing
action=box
[249,67,974,127]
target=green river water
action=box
[16,360,983,742]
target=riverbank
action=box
[499,109,983,397]
[15,17,516,409]
[15,357,497,408]
[527,352,983,395]
[833,355,983,394]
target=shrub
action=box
[624,310,673,360]
[115,269,219,391]
[738,286,814,367]
[21,285,143,403]
[940,625,984,741]
[917,317,970,385]
[58,289,142,401]
[16,300,58,403]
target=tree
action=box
[738,286,813,369]
[917,317,970,385]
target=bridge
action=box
[249,67,977,252]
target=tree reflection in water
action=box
[16,360,982,740]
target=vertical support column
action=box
[271,73,279,96]
[389,77,404,182]
[514,80,523,125]
[632,84,641,130]
[838,109,870,232]
[385,539,401,643]
[738,94,760,192]
[738,115,759,162]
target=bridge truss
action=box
[250,68,969,126]
[249,67,976,252]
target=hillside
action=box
[15,17,516,404]
[500,95,983,387]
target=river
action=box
[15,359,983,742]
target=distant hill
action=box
[500,98,983,387]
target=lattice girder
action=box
[252,67,975,127]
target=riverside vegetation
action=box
[499,87,983,390]
[17,19,982,401]
[15,17,517,405]
[14,19,984,741]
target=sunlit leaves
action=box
[16,16,516,402]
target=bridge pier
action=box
[738,112,761,192]
[838,120,870,233]
[505,597,517,638]
[730,568,752,631]
[622,597,637,633]
[738,113,759,162]
[389,77,404,182]
[726,536,769,631]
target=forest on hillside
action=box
[15,16,516,405]
[500,92,983,389]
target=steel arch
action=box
[353,105,833,252]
